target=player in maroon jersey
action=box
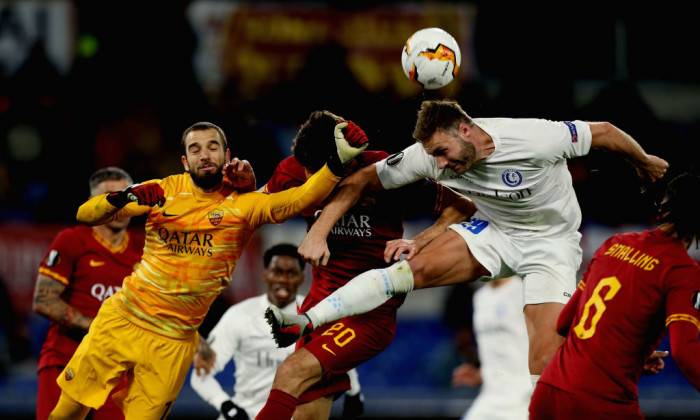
[529,172,700,420]
[255,110,475,420]
[33,167,144,420]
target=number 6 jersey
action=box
[540,229,700,403]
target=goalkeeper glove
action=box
[327,121,369,176]
[220,400,249,420]
[106,183,165,208]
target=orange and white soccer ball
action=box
[401,27,461,90]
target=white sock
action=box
[346,368,361,396]
[530,374,540,389]
[306,260,415,327]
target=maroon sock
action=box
[255,389,298,420]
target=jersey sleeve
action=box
[536,119,592,161]
[189,361,232,409]
[38,229,84,285]
[240,165,339,228]
[207,306,244,374]
[189,306,244,409]
[375,142,439,189]
[664,265,700,332]
[76,179,160,225]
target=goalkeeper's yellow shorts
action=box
[56,297,198,419]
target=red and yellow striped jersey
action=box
[77,166,339,338]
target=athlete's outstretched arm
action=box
[247,165,340,227]
[588,122,668,184]
[76,182,162,225]
[298,164,384,266]
[668,320,700,390]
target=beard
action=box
[452,141,477,175]
[190,167,224,190]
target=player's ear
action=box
[225,149,231,162]
[181,155,190,172]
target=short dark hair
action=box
[263,243,305,270]
[181,122,228,154]
[413,99,473,143]
[88,167,133,195]
[292,110,343,172]
[658,172,700,247]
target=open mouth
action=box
[275,287,290,300]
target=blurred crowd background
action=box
[1,1,699,419]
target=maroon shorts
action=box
[296,299,398,403]
[530,382,644,420]
[38,365,127,420]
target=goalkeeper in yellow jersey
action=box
[48,120,368,420]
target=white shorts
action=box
[449,214,581,305]
[463,390,531,420]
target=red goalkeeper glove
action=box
[341,121,369,151]
[327,120,369,176]
[107,183,165,208]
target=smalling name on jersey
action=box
[603,243,659,271]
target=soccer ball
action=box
[401,27,461,90]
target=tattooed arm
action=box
[32,274,92,332]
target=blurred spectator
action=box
[451,277,531,420]
[0,273,31,379]
[443,282,478,366]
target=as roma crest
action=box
[208,209,223,227]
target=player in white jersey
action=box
[190,244,363,419]
[452,276,531,420]
[266,99,669,389]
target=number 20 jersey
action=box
[540,229,700,402]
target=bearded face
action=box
[448,139,477,175]
[424,130,477,175]
[188,162,225,190]
[181,128,230,191]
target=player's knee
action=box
[275,350,323,392]
[528,353,552,376]
[407,255,446,289]
[402,257,425,288]
[528,340,561,375]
